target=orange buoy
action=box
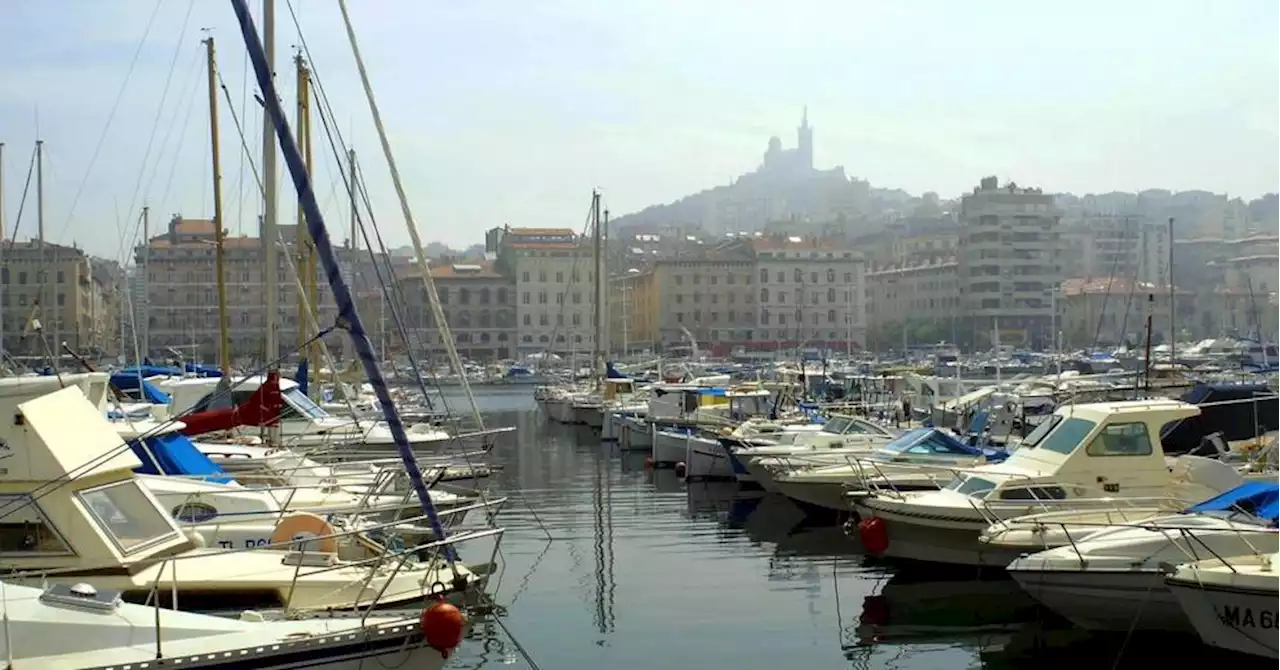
[270,512,338,554]
[857,517,889,556]
[421,597,466,657]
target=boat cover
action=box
[1186,481,1280,526]
[131,432,231,483]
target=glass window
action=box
[1036,417,1095,455]
[821,416,851,434]
[77,482,179,554]
[944,475,997,499]
[1086,422,1153,457]
[0,495,73,555]
[282,387,329,420]
[999,486,1067,501]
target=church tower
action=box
[797,106,813,171]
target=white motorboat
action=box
[648,385,773,466]
[1167,550,1279,660]
[0,580,457,669]
[600,378,642,441]
[726,414,899,486]
[0,385,490,612]
[851,399,1257,567]
[769,427,1008,512]
[1004,481,1279,633]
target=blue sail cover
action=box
[119,364,223,379]
[605,362,627,379]
[130,432,231,484]
[110,372,171,404]
[295,358,310,396]
[1186,482,1279,526]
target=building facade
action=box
[398,260,516,362]
[651,242,756,351]
[864,256,960,350]
[609,269,658,353]
[490,227,598,357]
[1059,215,1169,286]
[1,241,117,359]
[1058,278,1195,348]
[957,177,1062,349]
[134,215,379,361]
[752,236,866,350]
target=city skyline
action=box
[0,0,1275,260]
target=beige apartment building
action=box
[490,226,598,357]
[396,259,517,362]
[1058,277,1195,348]
[864,256,961,349]
[1059,215,1169,286]
[651,240,757,351]
[957,177,1062,349]
[752,236,866,349]
[1,241,118,359]
[134,216,378,361]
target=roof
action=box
[145,235,260,249]
[506,242,581,250]
[507,227,577,236]
[427,259,505,279]
[750,236,847,251]
[173,218,216,235]
[1061,277,1193,297]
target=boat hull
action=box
[1008,568,1188,632]
[851,501,1023,567]
[651,429,689,466]
[619,416,651,451]
[772,479,849,513]
[1167,575,1280,659]
[685,437,735,481]
[574,404,603,429]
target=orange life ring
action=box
[270,512,339,554]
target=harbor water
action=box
[440,389,1270,670]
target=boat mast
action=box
[294,51,319,393]
[592,193,605,387]
[0,141,5,354]
[1167,216,1176,365]
[261,0,281,446]
[36,139,49,369]
[204,35,232,376]
[142,205,150,359]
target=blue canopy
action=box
[878,427,1008,463]
[1186,481,1280,526]
[605,362,627,379]
[118,363,222,378]
[130,432,231,484]
[110,372,171,404]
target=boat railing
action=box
[24,497,507,618]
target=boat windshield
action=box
[944,474,998,499]
[821,417,853,434]
[77,481,180,554]
[283,387,331,420]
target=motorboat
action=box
[0,580,458,669]
[1004,481,1279,633]
[648,385,773,467]
[850,399,1259,567]
[1166,550,1279,660]
[0,385,491,612]
[723,415,901,487]
[768,427,1008,512]
[599,377,642,441]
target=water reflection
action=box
[437,394,1266,670]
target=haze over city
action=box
[0,0,1275,260]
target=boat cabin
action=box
[939,399,1207,502]
[602,377,638,402]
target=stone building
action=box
[397,259,516,362]
[1,240,117,359]
[489,226,598,357]
[864,256,961,350]
[751,236,866,351]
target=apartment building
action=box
[134,215,378,361]
[397,259,517,362]
[490,227,597,357]
[1059,215,1168,286]
[1,241,118,358]
[609,269,658,353]
[752,236,866,349]
[957,177,1062,349]
[864,256,961,349]
[651,240,756,350]
[1059,277,1195,348]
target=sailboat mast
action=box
[205,36,232,376]
[36,139,49,368]
[261,0,279,370]
[293,51,320,386]
[142,205,150,358]
[591,192,604,384]
[348,148,357,252]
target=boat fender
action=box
[421,596,466,658]
[270,512,339,554]
[857,517,889,556]
[674,462,687,478]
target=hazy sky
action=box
[1,0,1276,261]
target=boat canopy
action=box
[118,363,223,378]
[1186,481,1279,526]
[109,372,171,405]
[130,433,231,484]
[877,427,1008,462]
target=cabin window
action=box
[171,502,220,523]
[1085,422,1153,457]
[0,495,73,556]
[77,481,180,554]
[1036,417,1096,455]
[945,475,997,499]
[999,486,1066,501]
